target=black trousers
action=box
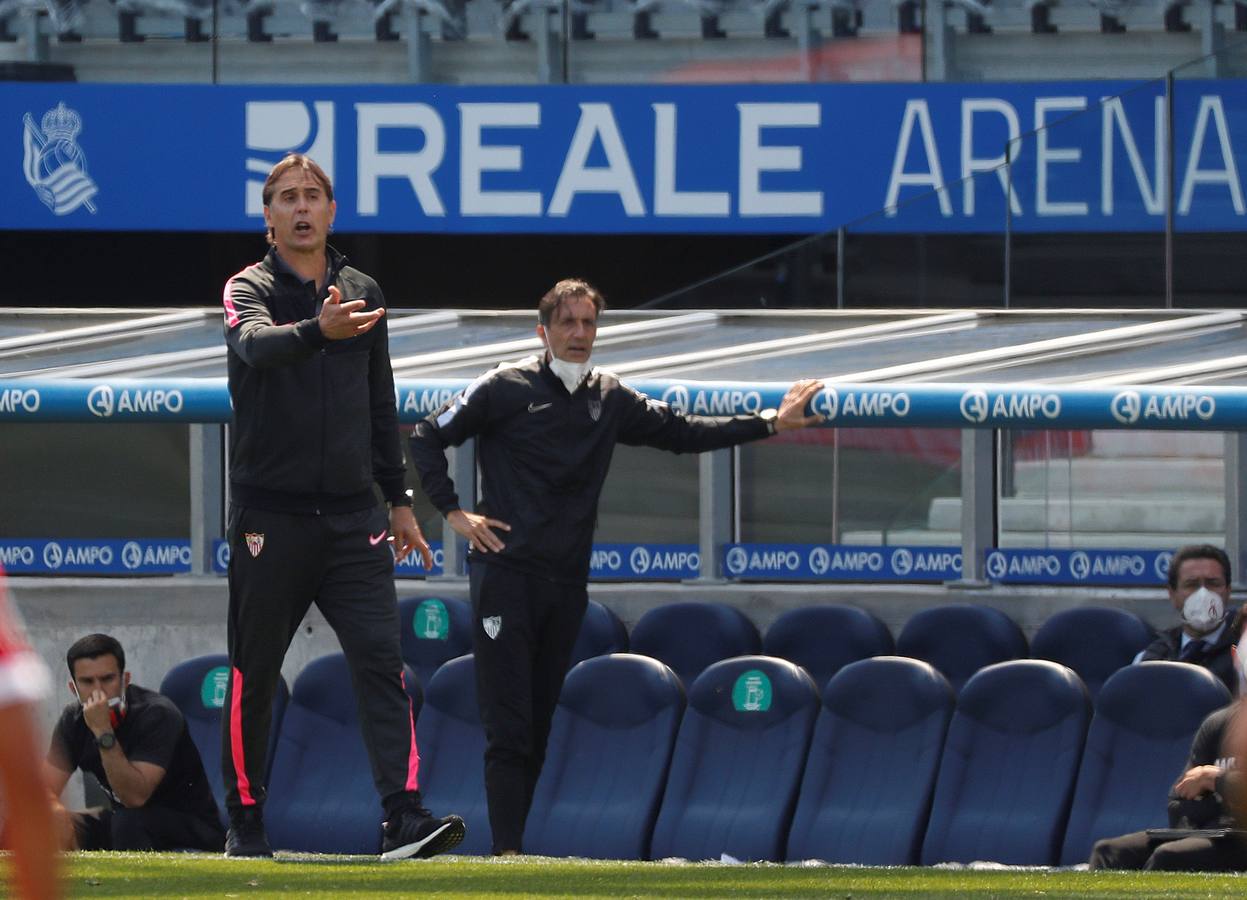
[469,561,588,854]
[73,806,224,852]
[1089,829,1247,871]
[222,504,419,816]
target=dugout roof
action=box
[3,307,1247,385]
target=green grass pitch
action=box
[12,852,1243,898]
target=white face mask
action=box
[1182,586,1225,634]
[543,337,591,394]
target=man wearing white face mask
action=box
[1136,545,1239,695]
[1090,604,1247,871]
[409,278,825,855]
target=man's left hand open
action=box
[390,506,433,570]
[775,379,827,432]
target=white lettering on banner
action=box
[1102,96,1166,216]
[1179,96,1245,216]
[828,550,884,572]
[0,388,40,414]
[885,100,953,217]
[244,101,334,216]
[1093,554,1146,577]
[661,385,690,412]
[989,393,1061,420]
[43,542,63,569]
[1155,551,1173,581]
[591,549,622,571]
[809,547,831,575]
[0,546,34,566]
[841,391,910,418]
[59,544,113,567]
[960,390,989,423]
[1035,97,1090,217]
[986,551,1007,580]
[356,103,446,217]
[402,388,458,414]
[915,551,962,574]
[1114,390,1216,423]
[640,550,699,573]
[1070,551,1091,580]
[1006,554,1062,577]
[748,550,802,571]
[630,546,651,574]
[653,104,730,216]
[737,103,823,216]
[548,104,645,217]
[725,546,748,576]
[216,542,231,571]
[891,548,913,575]
[689,390,763,415]
[813,387,839,420]
[397,547,446,572]
[961,98,1021,217]
[459,103,542,216]
[1110,390,1142,424]
[87,386,184,417]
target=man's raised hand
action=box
[775,378,826,432]
[319,285,384,340]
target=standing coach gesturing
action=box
[221,152,463,860]
[408,277,824,855]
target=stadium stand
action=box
[785,656,953,864]
[762,604,894,691]
[568,599,630,668]
[896,604,1029,693]
[1030,607,1156,700]
[629,601,761,688]
[414,653,492,855]
[264,653,423,854]
[1058,661,1233,865]
[398,595,473,687]
[649,656,819,862]
[524,654,685,859]
[920,660,1091,866]
[159,653,289,829]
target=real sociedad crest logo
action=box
[22,102,98,216]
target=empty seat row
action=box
[165,647,1230,861]
[400,596,1161,703]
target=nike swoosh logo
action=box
[369,531,388,546]
[528,402,553,413]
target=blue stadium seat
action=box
[1030,606,1155,700]
[1058,661,1232,865]
[415,653,492,856]
[524,654,685,859]
[159,653,288,829]
[398,595,473,687]
[650,656,819,862]
[896,604,1028,693]
[265,653,422,854]
[763,605,894,691]
[568,599,629,668]
[630,602,761,688]
[786,656,954,864]
[921,660,1091,865]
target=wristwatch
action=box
[760,408,779,435]
[96,731,117,750]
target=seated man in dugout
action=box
[1091,604,1247,871]
[42,634,224,852]
[1136,544,1239,696]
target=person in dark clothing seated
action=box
[1091,605,1247,871]
[41,634,224,851]
[1137,544,1239,695]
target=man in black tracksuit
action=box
[220,153,463,860]
[407,278,824,854]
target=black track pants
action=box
[469,561,588,854]
[221,504,419,814]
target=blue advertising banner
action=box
[722,544,963,581]
[589,543,700,580]
[983,548,1172,586]
[0,539,192,574]
[215,538,447,577]
[6,377,1247,432]
[4,81,1247,234]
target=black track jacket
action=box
[408,355,772,584]
[223,245,406,514]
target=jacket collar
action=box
[263,244,347,288]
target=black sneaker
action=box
[381,806,465,860]
[225,808,273,858]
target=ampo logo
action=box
[808,547,830,575]
[985,551,1007,580]
[216,541,231,571]
[43,541,64,569]
[960,390,988,423]
[1069,551,1092,581]
[87,385,114,417]
[122,541,143,570]
[812,387,839,420]
[1154,551,1173,582]
[630,546,651,575]
[725,546,749,576]
[661,385,690,413]
[891,548,914,576]
[1110,391,1141,425]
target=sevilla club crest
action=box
[244,533,265,558]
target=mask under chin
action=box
[548,356,590,394]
